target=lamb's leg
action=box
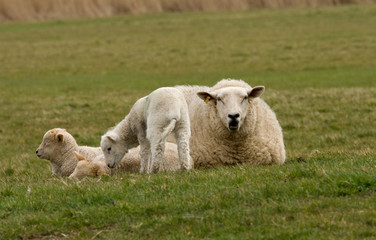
[175,126,192,171]
[138,138,151,174]
[147,129,166,174]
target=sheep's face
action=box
[101,132,128,168]
[36,128,67,160]
[197,86,264,131]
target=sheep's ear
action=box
[197,92,216,104]
[74,151,86,161]
[57,133,64,142]
[248,86,265,98]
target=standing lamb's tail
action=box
[161,119,177,140]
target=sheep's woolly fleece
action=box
[175,79,286,167]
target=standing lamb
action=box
[101,87,192,174]
[35,128,103,176]
[174,79,285,167]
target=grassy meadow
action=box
[1,4,376,239]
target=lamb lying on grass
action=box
[175,79,286,167]
[101,87,192,174]
[69,142,183,179]
[36,128,102,176]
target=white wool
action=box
[175,79,286,167]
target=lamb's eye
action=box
[242,96,248,102]
[107,147,111,152]
[217,98,223,104]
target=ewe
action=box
[175,79,286,167]
[36,128,102,176]
[101,87,192,174]
[69,142,182,179]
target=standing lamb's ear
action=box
[57,133,64,142]
[197,92,216,104]
[74,151,86,161]
[107,135,116,143]
[248,86,265,98]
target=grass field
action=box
[1,4,376,239]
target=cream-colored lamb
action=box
[175,79,286,167]
[101,87,192,174]
[35,128,103,176]
[69,142,183,179]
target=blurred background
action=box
[1,0,375,22]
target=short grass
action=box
[1,4,376,239]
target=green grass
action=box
[1,4,376,239]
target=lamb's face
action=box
[93,161,111,176]
[101,132,128,168]
[69,160,93,179]
[198,86,264,131]
[69,152,107,179]
[36,128,67,160]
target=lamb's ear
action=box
[57,133,64,142]
[74,151,86,161]
[248,86,265,98]
[197,92,216,104]
[106,135,116,143]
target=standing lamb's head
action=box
[101,131,128,168]
[36,128,75,160]
[197,82,264,131]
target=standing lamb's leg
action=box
[138,137,151,174]
[175,124,192,171]
[147,128,166,174]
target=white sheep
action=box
[69,142,183,179]
[174,79,286,167]
[36,128,103,176]
[101,87,192,174]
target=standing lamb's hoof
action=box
[150,164,160,174]
[180,162,192,171]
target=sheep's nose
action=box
[107,163,112,168]
[228,113,240,119]
[36,150,39,154]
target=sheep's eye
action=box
[107,147,111,152]
[217,98,223,103]
[242,96,248,102]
